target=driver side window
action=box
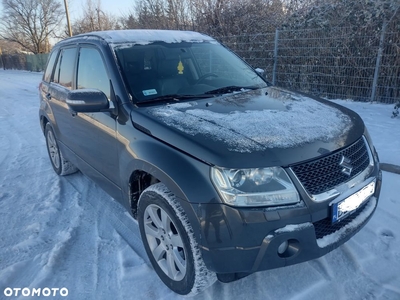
[77,47,110,99]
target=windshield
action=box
[114,41,267,103]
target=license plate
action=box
[331,181,375,223]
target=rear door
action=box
[47,46,78,147]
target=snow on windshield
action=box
[150,90,353,152]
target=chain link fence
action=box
[0,53,49,72]
[218,25,400,104]
[1,26,399,104]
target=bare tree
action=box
[0,0,64,53]
[284,0,400,30]
[0,39,24,54]
[71,0,120,35]
[165,0,193,29]
[123,0,194,30]
[191,0,286,36]
[136,0,170,29]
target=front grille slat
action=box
[291,137,370,195]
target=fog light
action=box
[277,240,289,255]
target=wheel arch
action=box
[40,115,50,134]
[126,161,191,220]
[121,139,218,220]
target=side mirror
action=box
[66,89,109,113]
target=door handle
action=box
[46,93,51,100]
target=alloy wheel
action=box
[46,129,60,169]
[143,204,187,281]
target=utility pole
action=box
[64,0,73,37]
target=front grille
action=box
[314,200,369,239]
[291,137,370,195]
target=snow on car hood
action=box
[134,87,364,168]
[150,87,352,152]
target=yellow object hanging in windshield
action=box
[177,60,184,74]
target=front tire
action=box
[138,183,216,296]
[45,124,78,176]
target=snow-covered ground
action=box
[0,69,399,300]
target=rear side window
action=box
[43,50,58,82]
[53,48,77,89]
[77,47,110,99]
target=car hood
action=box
[131,86,365,168]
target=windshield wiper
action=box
[205,85,259,95]
[137,94,213,105]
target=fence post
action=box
[0,47,4,70]
[272,28,279,85]
[371,20,387,102]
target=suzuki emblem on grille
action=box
[339,156,353,176]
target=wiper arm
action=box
[137,94,213,105]
[205,85,259,95]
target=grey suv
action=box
[39,30,382,295]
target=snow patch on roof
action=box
[150,94,352,152]
[100,30,216,46]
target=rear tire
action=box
[138,183,216,295]
[45,124,78,176]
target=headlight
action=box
[211,166,300,207]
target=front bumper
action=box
[196,169,382,274]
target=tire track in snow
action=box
[0,175,84,293]
[0,73,86,291]
[20,177,103,300]
[0,108,12,167]
[345,172,400,299]
[93,211,123,300]
[0,176,67,268]
[0,109,25,179]
[0,69,102,297]
[0,70,161,298]
[307,257,335,281]
[63,174,148,264]
[59,174,151,299]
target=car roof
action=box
[61,29,216,46]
